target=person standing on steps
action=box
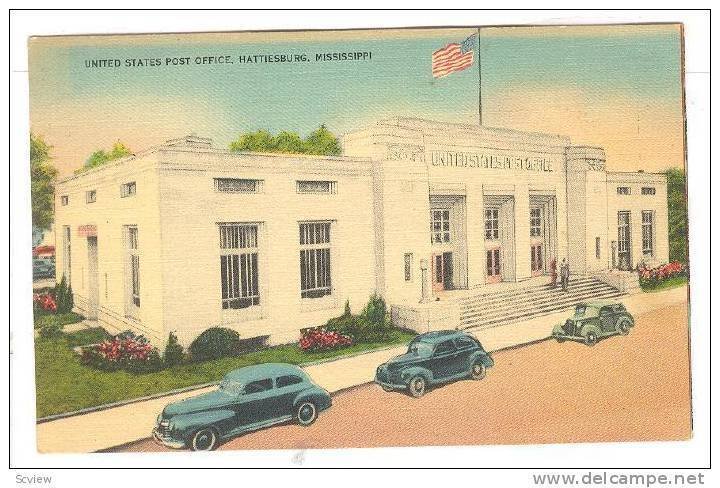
[549,257,557,288]
[560,258,570,292]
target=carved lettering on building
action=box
[430,150,554,172]
[386,145,425,162]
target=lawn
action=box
[35,328,416,418]
[641,275,688,292]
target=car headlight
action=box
[159,419,173,431]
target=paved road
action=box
[115,302,691,452]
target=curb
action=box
[36,340,409,424]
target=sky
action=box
[28,24,684,177]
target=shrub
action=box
[299,327,352,352]
[638,261,688,288]
[34,312,84,329]
[38,323,64,339]
[80,330,163,374]
[54,276,75,314]
[189,327,241,362]
[33,292,57,314]
[65,327,110,348]
[163,331,185,366]
[362,293,387,326]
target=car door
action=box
[236,378,276,427]
[429,340,462,379]
[598,306,616,334]
[273,374,306,419]
[453,336,478,374]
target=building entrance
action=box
[432,252,454,292]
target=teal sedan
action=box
[153,363,331,451]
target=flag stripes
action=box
[432,43,474,78]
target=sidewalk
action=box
[35,286,687,453]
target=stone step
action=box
[460,279,612,310]
[459,277,598,304]
[460,290,625,329]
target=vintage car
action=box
[374,330,494,398]
[552,301,635,346]
[153,363,331,451]
[32,258,55,279]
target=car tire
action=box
[617,318,632,336]
[190,428,219,451]
[407,375,427,398]
[470,361,487,380]
[584,331,598,346]
[295,401,318,427]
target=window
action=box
[121,181,136,197]
[62,226,71,283]
[430,209,451,243]
[296,180,337,194]
[617,186,631,195]
[214,178,263,193]
[596,237,601,259]
[434,340,456,356]
[641,187,656,195]
[219,223,260,309]
[642,210,654,257]
[243,379,273,394]
[454,337,476,350]
[530,207,542,237]
[299,222,332,298]
[617,211,631,263]
[404,253,413,282]
[484,208,499,240]
[124,226,140,310]
[60,195,69,206]
[276,375,304,388]
[86,190,97,203]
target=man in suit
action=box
[560,258,570,292]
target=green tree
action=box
[666,167,688,264]
[304,124,342,156]
[229,129,276,153]
[229,125,341,156]
[30,133,57,231]
[79,141,132,173]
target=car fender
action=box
[619,313,635,326]
[552,323,565,336]
[580,323,602,338]
[169,409,235,438]
[470,350,494,368]
[293,387,332,411]
[399,366,433,385]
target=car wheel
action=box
[617,318,632,336]
[191,428,218,451]
[296,401,318,426]
[381,385,394,392]
[470,361,487,380]
[407,375,426,398]
[584,331,598,346]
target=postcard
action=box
[27,23,691,455]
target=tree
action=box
[666,167,688,264]
[78,141,132,173]
[228,125,341,156]
[30,133,57,231]
[304,124,342,156]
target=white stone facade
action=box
[54,118,668,346]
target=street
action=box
[114,301,691,452]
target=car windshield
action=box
[407,341,434,357]
[574,305,587,317]
[218,379,243,396]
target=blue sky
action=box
[29,25,683,174]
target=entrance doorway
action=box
[87,236,99,320]
[486,248,501,284]
[531,243,543,276]
[617,211,632,270]
[432,252,454,292]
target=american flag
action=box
[432,34,476,79]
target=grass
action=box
[35,329,416,418]
[641,275,688,293]
[33,312,85,329]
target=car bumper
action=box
[552,332,585,343]
[152,428,186,449]
[374,378,406,390]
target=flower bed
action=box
[638,261,688,290]
[299,327,353,352]
[33,292,57,313]
[80,331,163,374]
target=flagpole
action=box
[477,26,482,127]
